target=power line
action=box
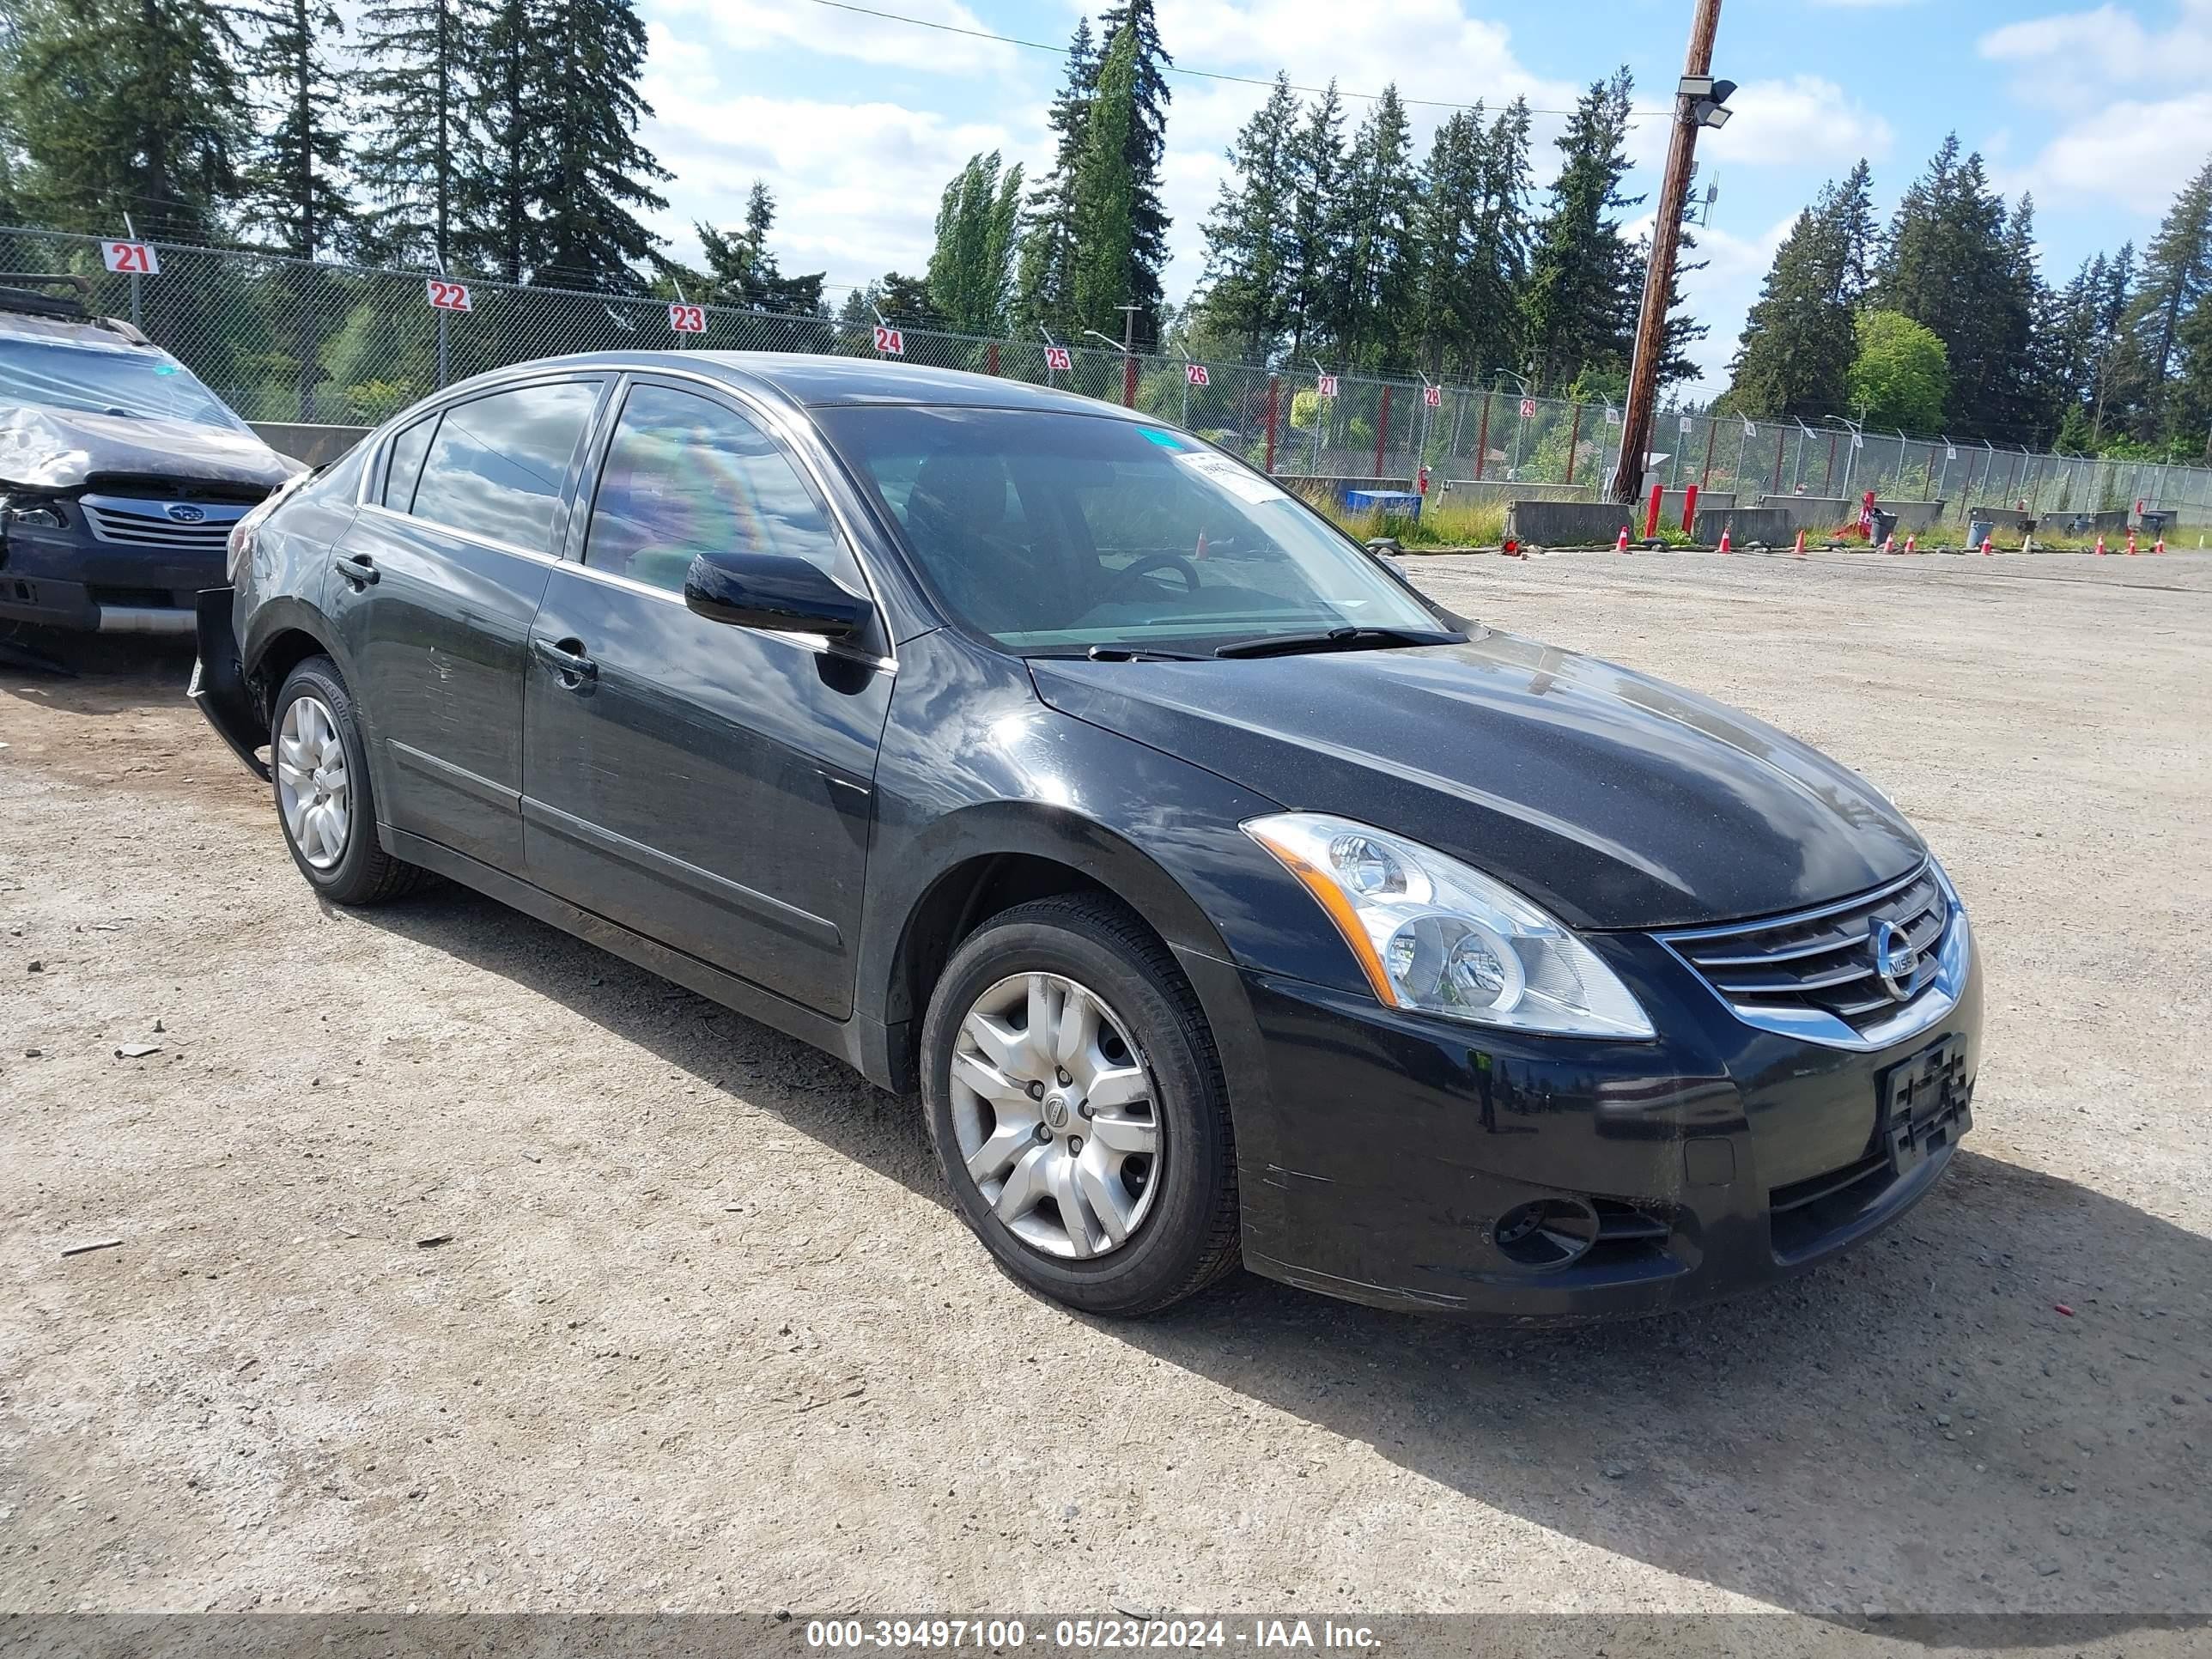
[798,0,1641,118]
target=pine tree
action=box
[5,0,250,241]
[926,151,1024,336]
[468,0,538,282]
[1013,18,1096,337]
[1281,80,1346,363]
[531,0,669,286]
[1724,165,1871,420]
[1069,22,1139,339]
[1197,73,1299,358]
[240,0,355,260]
[1324,85,1418,368]
[1521,67,1638,392]
[354,0,477,269]
[1872,135,2020,434]
[1093,0,1171,337]
[2122,157,2212,441]
[692,183,825,313]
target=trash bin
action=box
[1869,508,1899,544]
[1967,519,1993,550]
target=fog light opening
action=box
[1493,1196,1601,1270]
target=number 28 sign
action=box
[424,278,472,313]
[1422,384,1443,409]
[668,303,706,334]
[102,240,160,275]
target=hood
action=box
[0,405,301,492]
[1029,629,1925,931]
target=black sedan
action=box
[191,354,1980,1321]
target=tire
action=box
[270,655,422,906]
[921,895,1240,1317]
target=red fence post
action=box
[1644,484,1663,540]
[1474,393,1493,482]
[1263,377,1279,472]
[1682,482,1699,533]
[1374,385,1391,478]
[986,341,999,377]
[1564,402,1583,486]
[1122,355,1138,409]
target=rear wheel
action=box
[921,896,1239,1317]
[270,656,421,906]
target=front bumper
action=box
[1,497,243,635]
[1206,922,1982,1322]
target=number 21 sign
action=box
[102,240,160,275]
[424,278,472,313]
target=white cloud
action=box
[1701,76,1894,170]
[1978,3,2212,210]
[652,0,1019,76]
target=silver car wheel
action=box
[950,971,1163,1260]
[276,693,351,871]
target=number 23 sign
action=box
[668,303,706,334]
[424,278,472,313]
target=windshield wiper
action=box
[1079,644,1207,662]
[1212,625,1461,659]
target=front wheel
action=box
[921,895,1240,1317]
[270,656,422,906]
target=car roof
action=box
[0,288,158,351]
[474,350,1156,422]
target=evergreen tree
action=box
[1872,134,2020,434]
[468,0,538,282]
[1069,22,1139,339]
[354,0,477,268]
[1197,72,1299,357]
[1323,84,1418,368]
[1723,187,1856,419]
[1012,18,1096,337]
[532,0,669,286]
[240,0,356,260]
[2122,157,2212,441]
[1281,80,1346,362]
[842,270,937,329]
[5,0,250,241]
[926,151,1024,336]
[1093,0,1171,336]
[1521,67,1638,392]
[692,183,826,313]
[1830,157,1880,302]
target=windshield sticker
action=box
[1138,427,1186,448]
[154,364,179,375]
[1171,447,1289,506]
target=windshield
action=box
[0,337,244,429]
[817,405,1452,655]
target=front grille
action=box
[80,496,245,555]
[1664,864,1948,1037]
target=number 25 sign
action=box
[668,303,706,334]
[1043,345,1073,373]
[424,278,472,313]
[102,240,160,275]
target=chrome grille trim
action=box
[1657,860,1972,1053]
[80,494,249,554]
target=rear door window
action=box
[381,414,437,510]
[408,380,599,554]
[583,382,853,594]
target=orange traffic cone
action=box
[1793,529,1807,558]
[2127,528,2139,556]
[2095,534,2107,556]
[1880,532,1895,555]
[1984,532,1995,555]
[1616,526,1631,554]
[2155,534,2166,554]
[1717,526,1732,554]
[1904,533,1917,555]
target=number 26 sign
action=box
[102,240,160,275]
[424,278,472,313]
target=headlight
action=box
[1243,812,1655,1039]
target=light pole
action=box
[1308,356,1332,475]
[1498,372,1533,482]
[1083,328,1131,409]
[1826,414,1864,505]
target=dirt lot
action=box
[2,548,2208,1626]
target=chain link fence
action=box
[9,223,2210,526]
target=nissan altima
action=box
[191,354,1979,1321]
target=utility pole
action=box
[1611,0,1729,505]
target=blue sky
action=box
[631,0,2212,391]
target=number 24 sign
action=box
[668,303,707,334]
[873,325,906,356]
[102,240,160,275]
[424,278,472,313]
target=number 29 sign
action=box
[424,278,472,313]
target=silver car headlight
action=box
[1243,812,1655,1040]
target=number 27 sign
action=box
[424,278,472,313]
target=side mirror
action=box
[684,549,872,640]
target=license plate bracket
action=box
[1880,1036,1972,1175]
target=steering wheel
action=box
[1100,553,1200,603]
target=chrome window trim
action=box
[550,551,896,676]
[1656,860,1972,1054]
[355,498,560,568]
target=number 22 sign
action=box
[103,240,160,275]
[424,278,472,313]
[668,303,706,334]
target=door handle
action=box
[332,552,379,586]
[532,636,599,688]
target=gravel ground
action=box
[1,547,2207,1625]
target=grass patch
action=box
[1319,499,1505,549]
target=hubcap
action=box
[949,972,1162,1260]
[276,694,350,870]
